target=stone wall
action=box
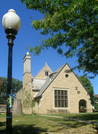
[35,64,53,80]
[13,99,22,116]
[33,64,92,114]
[17,51,92,114]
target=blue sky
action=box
[0,0,98,94]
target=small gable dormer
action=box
[35,63,53,80]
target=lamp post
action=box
[2,9,21,134]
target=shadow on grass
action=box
[0,121,6,126]
[0,121,6,134]
[49,118,87,128]
[0,124,48,134]
[40,116,88,128]
[63,113,98,121]
[62,119,87,128]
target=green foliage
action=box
[20,0,98,76]
[95,102,98,111]
[0,95,7,104]
[94,97,98,110]
[77,75,94,105]
[22,88,35,111]
[0,77,22,104]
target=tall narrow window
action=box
[54,90,68,108]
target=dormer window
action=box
[45,71,48,76]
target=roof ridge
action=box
[54,63,66,73]
[34,63,52,78]
[34,63,67,99]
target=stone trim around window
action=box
[53,88,69,109]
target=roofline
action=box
[94,94,98,95]
[72,71,91,98]
[93,94,98,98]
[34,63,67,99]
[64,64,90,97]
[16,86,23,93]
[34,63,91,99]
[34,63,53,78]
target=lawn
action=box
[46,113,98,121]
[0,113,98,134]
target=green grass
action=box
[0,114,68,134]
[37,113,98,129]
[0,114,97,134]
[46,113,98,121]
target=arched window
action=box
[79,99,86,113]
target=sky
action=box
[0,0,98,94]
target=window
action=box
[45,71,48,76]
[54,90,68,107]
[65,74,69,78]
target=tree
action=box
[22,88,35,114]
[20,0,98,76]
[0,77,22,104]
[77,75,94,105]
[94,97,98,111]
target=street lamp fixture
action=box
[2,9,21,134]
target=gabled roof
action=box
[34,63,91,99]
[34,63,53,80]
[34,63,66,98]
[32,79,46,91]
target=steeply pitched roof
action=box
[32,79,46,91]
[34,63,53,80]
[34,63,66,98]
[34,63,91,99]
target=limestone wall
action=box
[35,64,53,80]
[34,64,92,114]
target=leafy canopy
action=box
[20,0,98,76]
[77,75,94,105]
[0,77,22,104]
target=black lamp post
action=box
[2,9,21,134]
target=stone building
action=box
[16,52,92,114]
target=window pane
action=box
[62,96,64,99]
[55,100,57,107]
[65,91,67,95]
[45,71,48,76]
[63,90,65,95]
[55,96,57,99]
[65,100,68,107]
[58,100,60,107]
[54,90,68,108]
[62,100,64,107]
[55,90,57,95]
[58,90,60,95]
[61,91,63,95]
[58,96,60,99]
[65,96,67,99]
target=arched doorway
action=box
[79,99,86,113]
